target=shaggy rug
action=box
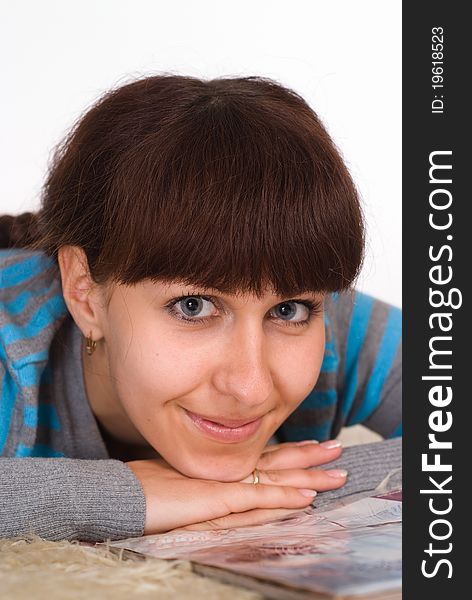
[0,535,262,600]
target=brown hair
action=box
[1,74,364,298]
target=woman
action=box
[0,74,401,541]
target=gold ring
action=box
[252,468,260,485]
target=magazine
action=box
[105,488,402,599]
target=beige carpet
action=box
[0,535,262,600]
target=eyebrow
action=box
[167,283,325,302]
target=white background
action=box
[0,0,401,307]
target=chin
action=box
[176,458,254,483]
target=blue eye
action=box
[164,294,217,325]
[273,301,306,322]
[164,294,323,327]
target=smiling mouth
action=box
[183,408,265,442]
[183,409,263,429]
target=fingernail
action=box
[298,489,318,497]
[295,440,319,446]
[320,440,342,449]
[326,469,348,478]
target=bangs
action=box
[96,81,364,298]
[35,75,364,296]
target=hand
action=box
[171,439,346,532]
[126,452,324,535]
[242,438,345,488]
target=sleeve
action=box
[332,290,402,438]
[0,458,146,542]
[314,437,402,509]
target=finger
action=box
[257,440,343,470]
[171,507,305,532]
[241,467,348,491]
[219,481,317,516]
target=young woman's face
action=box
[90,280,326,482]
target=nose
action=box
[212,321,274,408]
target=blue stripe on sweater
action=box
[11,362,45,387]
[0,371,18,455]
[0,255,54,289]
[0,294,67,346]
[2,288,50,315]
[24,404,61,431]
[11,350,49,388]
[320,340,338,373]
[15,443,65,458]
[280,421,332,442]
[0,359,18,453]
[391,423,402,437]
[341,292,375,418]
[350,306,402,424]
[302,389,338,410]
[12,350,49,369]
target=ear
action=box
[57,245,107,341]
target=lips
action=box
[183,409,264,442]
[184,410,261,428]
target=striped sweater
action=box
[0,248,402,540]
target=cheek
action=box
[106,328,209,410]
[277,327,326,408]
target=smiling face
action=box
[61,247,326,482]
[90,280,326,481]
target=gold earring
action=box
[85,330,97,356]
